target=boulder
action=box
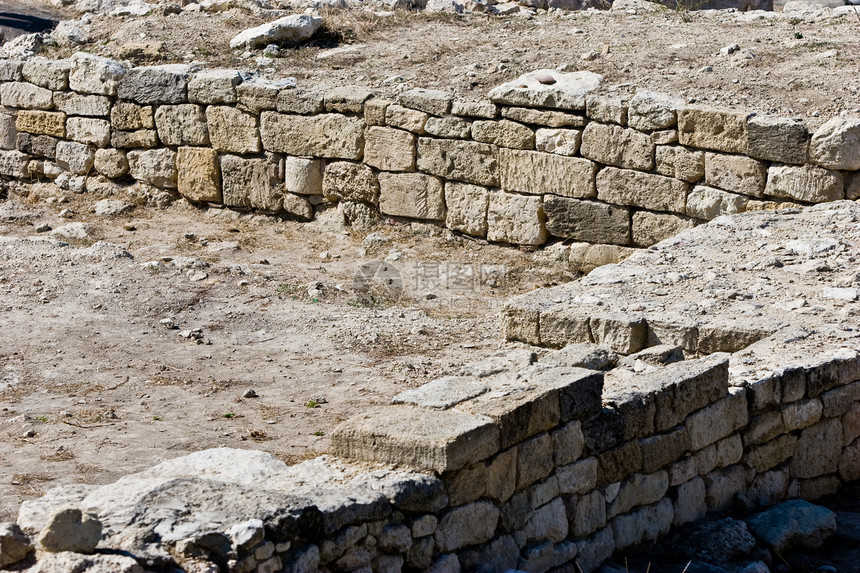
[36,507,102,554]
[230,15,323,50]
[0,523,33,567]
[809,117,860,171]
[746,500,836,553]
[488,69,603,111]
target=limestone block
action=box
[66,117,111,148]
[639,426,691,473]
[53,93,110,117]
[747,467,789,507]
[111,102,154,131]
[501,107,587,128]
[686,185,748,220]
[331,405,499,473]
[220,154,281,211]
[847,173,860,201]
[22,58,71,90]
[187,69,241,104]
[744,434,797,473]
[69,53,126,96]
[452,100,498,119]
[277,89,324,115]
[703,464,745,512]
[715,434,743,467]
[36,507,101,553]
[839,437,860,481]
[0,60,23,82]
[0,150,30,178]
[611,498,673,551]
[205,106,260,154]
[632,211,697,247]
[283,194,313,222]
[674,476,707,525]
[695,444,718,476]
[669,456,697,487]
[425,117,471,139]
[575,527,616,573]
[551,420,584,467]
[237,81,282,113]
[0,82,53,109]
[677,106,750,154]
[655,146,704,183]
[111,130,158,149]
[746,115,809,164]
[399,88,452,116]
[378,172,445,220]
[364,127,416,172]
[651,130,678,145]
[596,167,688,213]
[128,148,177,189]
[94,149,128,179]
[820,381,860,420]
[418,138,498,186]
[844,403,860,446]
[323,162,378,203]
[229,13,322,49]
[687,387,747,451]
[0,522,32,568]
[485,448,517,504]
[517,433,554,489]
[597,440,643,486]
[445,182,489,237]
[154,104,209,146]
[260,112,364,160]
[284,157,323,196]
[499,148,595,198]
[0,114,16,150]
[364,98,391,126]
[543,196,630,245]
[524,498,568,543]
[586,94,627,125]
[535,128,581,156]
[573,490,606,538]
[444,464,486,506]
[177,147,221,203]
[743,411,785,447]
[557,457,598,495]
[781,399,823,432]
[472,119,534,149]
[790,418,842,479]
[16,111,65,138]
[487,69,602,111]
[386,104,428,133]
[487,190,547,246]
[435,501,499,553]
[517,540,577,573]
[608,471,669,519]
[55,141,94,175]
[325,85,373,113]
[628,90,682,131]
[746,500,837,553]
[580,123,655,171]
[764,164,844,203]
[704,152,766,197]
[809,117,860,170]
[117,64,190,105]
[16,133,56,158]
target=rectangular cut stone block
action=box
[487,190,547,246]
[586,94,628,125]
[69,53,126,96]
[628,91,682,131]
[187,69,241,104]
[16,133,56,158]
[177,146,222,203]
[0,60,23,82]
[686,185,748,221]
[499,148,596,198]
[674,476,707,525]
[417,138,498,186]
[452,100,498,119]
[117,64,190,105]
[746,115,809,164]
[488,69,600,111]
[386,104,428,133]
[632,211,697,248]
[154,104,209,146]
[128,148,176,188]
[704,152,766,197]
[703,465,746,512]
[517,433,554,488]
[472,119,534,150]
[56,140,94,174]
[0,114,16,150]
[0,82,53,109]
[535,128,581,156]
[678,106,750,154]
[639,426,692,473]
[364,98,391,126]
[324,85,373,113]
[790,418,843,479]
[323,161,378,203]
[608,471,669,519]
[501,107,587,128]
[205,106,260,154]
[16,111,65,138]
[111,130,158,149]
[284,157,323,196]
[596,167,688,213]
[781,398,823,432]
[22,58,70,91]
[399,88,452,116]
[425,116,471,139]
[277,89,324,115]
[66,117,111,148]
[655,146,704,183]
[764,164,844,203]
[552,420,584,466]
[260,112,364,160]
[580,123,655,171]
[743,411,785,446]
[220,154,282,212]
[364,127,416,172]
[744,434,797,473]
[445,182,489,237]
[597,440,643,486]
[54,93,110,117]
[330,405,500,473]
[543,196,631,246]
[111,102,154,130]
[687,387,748,451]
[821,381,860,419]
[557,457,598,495]
[0,150,30,177]
[378,172,445,221]
[573,490,607,538]
[589,313,647,355]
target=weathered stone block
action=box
[0,150,30,178]
[364,127,416,172]
[16,111,65,138]
[580,123,655,171]
[612,498,673,551]
[597,440,643,486]
[53,93,110,117]
[177,147,221,203]
[418,138,498,186]
[452,100,498,119]
[651,129,679,145]
[261,112,364,160]
[678,106,751,154]
[535,128,581,156]
[687,387,747,451]
[187,69,241,104]
[715,434,743,467]
[840,438,860,482]
[205,106,260,154]
[517,433,554,489]
[154,104,209,146]
[744,434,797,473]
[596,167,688,213]
[746,115,809,164]
[220,154,280,211]
[0,60,23,82]
[485,448,517,504]
[0,114,16,150]
[589,313,648,355]
[487,190,546,246]
[501,107,587,128]
[66,117,111,148]
[284,157,323,196]
[325,85,373,113]
[747,467,789,507]
[385,104,428,133]
[499,148,596,198]
[586,94,627,125]
[543,196,630,245]
[847,173,860,201]
[16,133,56,158]
[435,501,500,553]
[557,457,598,495]
[674,476,707,525]
[704,152,766,197]
[628,90,682,131]
[669,456,697,487]
[283,193,313,221]
[323,162,378,203]
[608,471,669,519]
[632,211,697,248]
[424,116,471,139]
[364,98,390,127]
[331,405,500,473]
[552,420,584,467]
[111,130,158,149]
[487,69,602,111]
[524,498,568,543]
[445,182,488,237]
[573,490,606,538]
[111,102,154,131]
[55,141,94,175]
[686,185,748,220]
[128,148,177,189]
[277,89,324,115]
[378,172,444,221]
[764,164,844,203]
[743,411,785,447]
[399,88,452,116]
[22,58,70,91]
[810,117,860,171]
[69,53,126,96]
[790,418,842,479]
[93,149,128,179]
[703,464,746,512]
[444,464,486,507]
[117,64,190,105]
[782,399,823,432]
[472,119,534,149]
[0,82,53,109]
[640,426,691,473]
[654,145,704,183]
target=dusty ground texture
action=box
[0,181,574,522]
[19,0,860,124]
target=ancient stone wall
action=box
[0,55,858,257]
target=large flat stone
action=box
[543,195,631,245]
[499,148,596,198]
[678,106,751,154]
[580,122,654,171]
[378,172,445,220]
[746,115,809,164]
[117,64,190,105]
[417,138,498,186]
[487,190,547,245]
[206,106,260,154]
[488,69,602,111]
[764,164,844,203]
[596,167,688,213]
[260,112,364,160]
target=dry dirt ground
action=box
[0,182,575,522]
